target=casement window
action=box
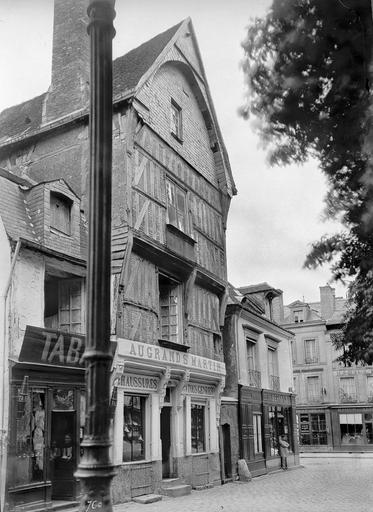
[159,274,183,344]
[50,192,72,235]
[247,338,261,387]
[291,339,297,364]
[191,403,206,453]
[268,347,279,390]
[339,377,356,402]
[304,338,319,364]
[306,376,320,402]
[293,309,303,323]
[44,277,85,334]
[253,414,263,454]
[367,376,373,400]
[166,178,187,233]
[123,395,145,462]
[170,99,182,140]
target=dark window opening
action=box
[191,403,205,453]
[50,192,72,235]
[123,395,145,462]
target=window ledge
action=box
[166,223,196,245]
[50,227,71,238]
[158,338,190,352]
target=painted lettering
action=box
[48,335,65,363]
[130,343,136,356]
[41,332,56,361]
[154,348,160,360]
[66,337,83,364]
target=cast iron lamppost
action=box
[75,1,116,511]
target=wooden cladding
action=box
[190,285,219,333]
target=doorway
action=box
[160,407,171,478]
[50,410,76,499]
[222,423,232,479]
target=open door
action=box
[222,423,232,479]
[50,411,76,500]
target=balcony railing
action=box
[339,389,357,403]
[270,375,280,391]
[248,369,261,388]
[305,356,319,364]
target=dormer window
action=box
[50,192,72,235]
[294,309,303,323]
[170,99,182,141]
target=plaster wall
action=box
[9,249,44,357]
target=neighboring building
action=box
[0,1,235,509]
[283,285,373,452]
[221,283,299,480]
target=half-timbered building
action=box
[0,1,235,508]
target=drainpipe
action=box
[0,239,21,512]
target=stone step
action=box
[132,494,163,504]
[160,484,192,498]
[161,477,183,487]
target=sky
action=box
[0,0,347,304]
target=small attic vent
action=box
[25,116,31,124]
[211,142,219,153]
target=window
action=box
[268,347,279,390]
[170,99,182,140]
[123,395,145,462]
[299,413,327,446]
[293,309,303,323]
[50,192,72,235]
[291,339,297,364]
[367,376,373,401]
[304,338,319,364]
[191,403,206,453]
[306,376,320,402]
[253,414,263,454]
[159,274,182,344]
[166,179,187,232]
[339,377,356,402]
[247,338,261,387]
[340,413,363,445]
[45,277,85,334]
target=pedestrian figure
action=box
[279,435,289,470]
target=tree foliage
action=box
[241,0,373,363]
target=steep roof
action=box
[238,282,282,296]
[0,171,37,243]
[113,21,183,98]
[0,23,183,143]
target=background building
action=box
[221,283,299,480]
[283,285,373,452]
[0,1,235,509]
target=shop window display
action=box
[191,403,206,453]
[14,388,46,486]
[299,413,327,445]
[123,395,145,462]
[269,406,292,456]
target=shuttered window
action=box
[166,179,187,233]
[50,192,72,235]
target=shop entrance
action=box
[50,410,76,499]
[160,406,171,478]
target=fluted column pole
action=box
[75,2,116,511]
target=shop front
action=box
[6,326,86,512]
[110,338,225,503]
[331,406,373,451]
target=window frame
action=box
[304,338,319,364]
[50,191,73,236]
[170,99,183,141]
[158,273,183,345]
[122,394,146,463]
[191,402,207,454]
[306,375,320,402]
[165,178,188,234]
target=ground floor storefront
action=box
[110,338,225,503]
[6,326,86,512]
[297,404,373,452]
[220,386,299,480]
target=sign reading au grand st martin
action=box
[115,338,226,376]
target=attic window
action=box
[50,192,72,235]
[170,99,183,141]
[294,309,303,323]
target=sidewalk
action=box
[300,451,373,458]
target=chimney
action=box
[319,285,335,320]
[43,0,89,124]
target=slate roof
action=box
[113,21,182,98]
[0,171,37,243]
[238,282,282,296]
[0,23,182,142]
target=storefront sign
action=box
[185,383,215,396]
[19,326,86,367]
[116,338,225,375]
[113,373,159,391]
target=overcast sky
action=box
[0,0,347,304]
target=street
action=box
[116,456,373,512]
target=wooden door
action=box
[50,411,76,499]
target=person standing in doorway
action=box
[279,435,290,470]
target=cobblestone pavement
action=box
[114,456,373,512]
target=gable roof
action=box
[0,23,183,143]
[238,282,282,296]
[113,21,183,99]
